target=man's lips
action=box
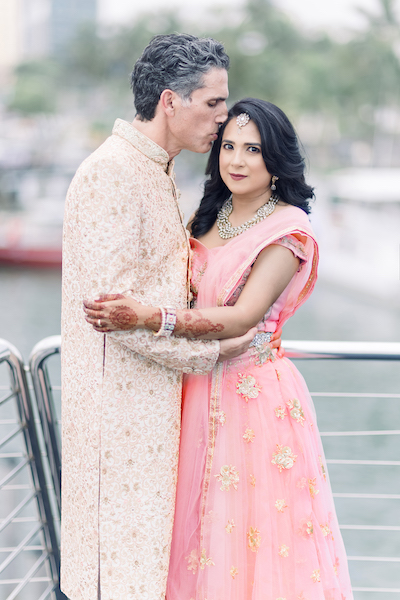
[229,173,247,181]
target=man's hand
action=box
[218,327,258,362]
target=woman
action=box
[85,98,353,599]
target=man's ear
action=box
[159,89,178,116]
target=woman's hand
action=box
[83,294,145,332]
[270,327,285,358]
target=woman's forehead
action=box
[223,117,261,142]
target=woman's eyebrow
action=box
[222,139,262,147]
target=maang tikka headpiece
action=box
[236,112,250,134]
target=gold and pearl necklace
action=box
[216,194,279,239]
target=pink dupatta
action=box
[190,205,318,328]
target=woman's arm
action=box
[84,244,299,339]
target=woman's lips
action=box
[230,173,247,181]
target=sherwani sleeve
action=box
[73,155,220,375]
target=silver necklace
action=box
[216,194,279,239]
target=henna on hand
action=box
[108,306,138,330]
[144,310,162,331]
[175,310,224,338]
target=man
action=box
[61,34,261,600]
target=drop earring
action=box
[271,175,279,191]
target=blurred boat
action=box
[0,199,63,268]
[314,168,400,303]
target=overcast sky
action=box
[98,0,399,37]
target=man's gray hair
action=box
[131,33,230,121]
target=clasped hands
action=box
[83,294,284,359]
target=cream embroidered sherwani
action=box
[61,119,219,600]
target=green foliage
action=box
[7,0,400,148]
[8,60,60,114]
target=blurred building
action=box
[0,0,97,77]
[0,0,22,74]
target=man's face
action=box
[170,68,229,154]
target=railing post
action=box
[29,336,62,516]
[0,339,66,600]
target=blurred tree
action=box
[6,0,400,166]
[8,61,59,114]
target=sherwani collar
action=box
[112,119,174,175]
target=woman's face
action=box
[219,117,272,200]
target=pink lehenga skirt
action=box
[167,349,353,600]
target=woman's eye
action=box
[248,146,260,153]
[222,143,234,150]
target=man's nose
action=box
[216,101,228,124]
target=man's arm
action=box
[108,327,257,374]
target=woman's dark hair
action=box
[191,98,314,239]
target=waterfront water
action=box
[1,266,400,597]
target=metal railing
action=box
[29,337,62,515]
[0,339,65,600]
[285,340,400,595]
[1,336,400,598]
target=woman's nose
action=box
[230,150,245,168]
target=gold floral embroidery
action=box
[333,557,339,575]
[320,523,333,539]
[298,517,314,538]
[236,373,262,402]
[308,477,319,499]
[271,444,297,472]
[199,549,215,570]
[319,455,327,480]
[225,519,235,533]
[276,597,287,600]
[311,569,321,582]
[250,474,256,487]
[217,411,226,426]
[286,398,305,426]
[274,406,286,420]
[275,369,282,380]
[278,544,289,557]
[215,465,239,491]
[230,566,239,579]
[275,498,288,512]
[249,339,276,365]
[186,549,199,573]
[243,428,255,443]
[247,527,261,552]
[190,259,208,300]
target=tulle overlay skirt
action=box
[167,350,353,600]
